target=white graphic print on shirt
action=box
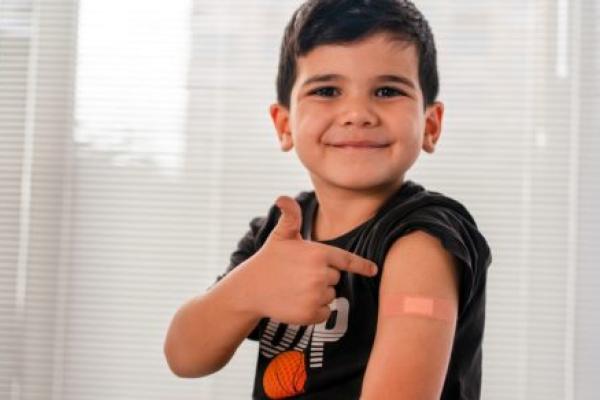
[259,297,349,368]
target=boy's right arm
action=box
[163,196,378,378]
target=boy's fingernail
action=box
[371,264,378,275]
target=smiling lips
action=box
[330,140,389,148]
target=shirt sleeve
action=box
[209,215,267,342]
[368,202,492,319]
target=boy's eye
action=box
[375,87,405,97]
[309,87,340,97]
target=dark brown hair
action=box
[276,0,439,110]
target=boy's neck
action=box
[311,178,405,242]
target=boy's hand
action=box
[241,195,378,326]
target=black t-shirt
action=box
[213,180,492,399]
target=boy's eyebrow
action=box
[376,74,416,90]
[300,73,416,90]
[300,74,343,87]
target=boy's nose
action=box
[338,99,379,127]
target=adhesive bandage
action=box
[380,294,456,322]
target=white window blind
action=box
[0,0,598,399]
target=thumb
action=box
[271,196,303,241]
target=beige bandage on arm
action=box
[380,294,456,322]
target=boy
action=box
[164,0,492,399]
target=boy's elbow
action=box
[164,342,202,378]
[163,336,223,378]
[164,337,190,378]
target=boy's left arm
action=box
[360,230,460,400]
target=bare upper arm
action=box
[360,230,460,400]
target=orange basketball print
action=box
[262,350,307,399]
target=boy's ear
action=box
[269,103,293,152]
[422,101,444,153]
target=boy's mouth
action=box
[330,143,389,149]
[332,146,387,150]
[329,140,389,148]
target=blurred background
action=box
[1,0,599,399]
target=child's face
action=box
[270,32,443,193]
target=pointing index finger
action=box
[322,244,378,277]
